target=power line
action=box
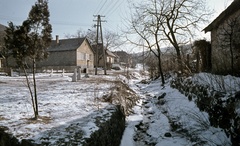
[93,0,104,14]
[104,0,123,17]
[100,0,116,14]
[0,14,92,28]
[96,0,122,17]
[96,0,108,15]
[50,21,91,27]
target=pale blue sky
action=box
[0,0,130,39]
[0,0,233,41]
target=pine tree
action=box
[4,0,52,119]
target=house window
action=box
[86,54,89,60]
[77,52,86,60]
[89,54,93,60]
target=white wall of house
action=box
[107,56,114,63]
[76,39,94,69]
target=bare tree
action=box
[104,30,123,51]
[126,0,166,85]
[64,28,87,39]
[217,15,240,75]
[65,28,123,51]
[127,0,212,75]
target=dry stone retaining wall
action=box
[0,105,125,146]
[170,77,240,145]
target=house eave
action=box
[203,0,240,33]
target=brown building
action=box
[38,36,94,71]
[92,44,116,69]
[204,0,240,75]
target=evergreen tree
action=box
[4,0,52,119]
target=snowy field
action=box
[1,68,239,145]
[0,72,119,143]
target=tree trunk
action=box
[229,36,234,75]
[22,65,36,117]
[176,47,183,73]
[32,58,38,119]
[158,55,165,86]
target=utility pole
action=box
[94,15,100,75]
[94,15,107,75]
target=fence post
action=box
[72,68,77,82]
[10,68,13,77]
[50,69,53,77]
[77,67,81,80]
[62,69,65,77]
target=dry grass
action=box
[0,115,8,121]
[23,116,52,124]
[101,79,139,115]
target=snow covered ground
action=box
[0,72,118,144]
[120,72,234,146]
[0,67,238,145]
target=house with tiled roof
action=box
[92,44,117,69]
[204,0,240,75]
[38,36,94,71]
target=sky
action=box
[0,0,131,39]
[0,0,233,51]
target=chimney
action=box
[56,35,59,44]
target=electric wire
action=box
[104,0,123,18]
[96,0,108,15]
[93,0,105,14]
[100,0,116,15]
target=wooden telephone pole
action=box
[94,15,107,75]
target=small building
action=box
[38,36,94,72]
[114,50,132,68]
[106,49,117,69]
[204,0,240,75]
[92,44,116,69]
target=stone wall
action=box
[170,77,240,145]
[0,105,125,146]
[82,105,125,146]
